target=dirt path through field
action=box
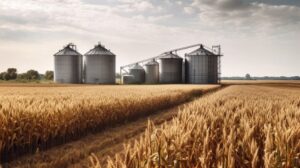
[4,86,225,168]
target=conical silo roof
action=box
[145,59,158,66]
[159,52,183,59]
[54,43,82,56]
[85,43,115,56]
[187,45,215,56]
[130,63,144,70]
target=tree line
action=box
[222,73,300,80]
[0,68,53,81]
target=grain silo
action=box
[129,64,145,84]
[84,43,116,84]
[122,75,135,84]
[158,53,182,84]
[185,45,219,84]
[144,60,159,84]
[54,43,82,83]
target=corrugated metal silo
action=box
[54,43,82,83]
[144,60,159,84]
[185,45,218,84]
[84,43,116,84]
[158,53,183,84]
[122,75,135,84]
[129,64,145,84]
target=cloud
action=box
[148,14,173,22]
[117,0,155,12]
[1,0,299,39]
[176,1,183,6]
[188,0,300,34]
[135,1,154,11]
[183,6,196,14]
[191,0,250,11]
[0,0,183,44]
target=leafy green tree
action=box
[26,70,40,80]
[0,68,18,80]
[45,71,54,80]
[7,68,17,80]
[245,73,252,80]
[17,73,28,80]
[3,72,10,80]
[0,72,5,80]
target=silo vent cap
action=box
[145,59,158,65]
[186,45,215,56]
[54,43,82,56]
[85,43,115,56]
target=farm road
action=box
[5,86,225,168]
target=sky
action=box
[0,0,299,76]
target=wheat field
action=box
[95,85,300,168]
[0,84,218,163]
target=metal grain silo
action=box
[185,45,218,84]
[144,60,159,84]
[158,53,182,84]
[129,64,145,84]
[54,43,82,83]
[84,43,116,84]
[122,75,135,84]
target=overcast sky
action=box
[0,0,299,76]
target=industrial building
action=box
[54,43,83,84]
[84,43,116,84]
[54,43,222,84]
[144,60,159,84]
[185,45,219,84]
[54,42,116,84]
[158,53,182,84]
[126,64,145,84]
[120,43,222,84]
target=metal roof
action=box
[159,52,183,59]
[145,59,159,66]
[85,43,115,56]
[54,43,82,56]
[187,45,216,56]
[130,63,144,70]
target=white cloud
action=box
[134,1,154,11]
[176,1,183,6]
[117,0,154,12]
[148,14,173,22]
[183,6,196,14]
[190,0,300,33]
